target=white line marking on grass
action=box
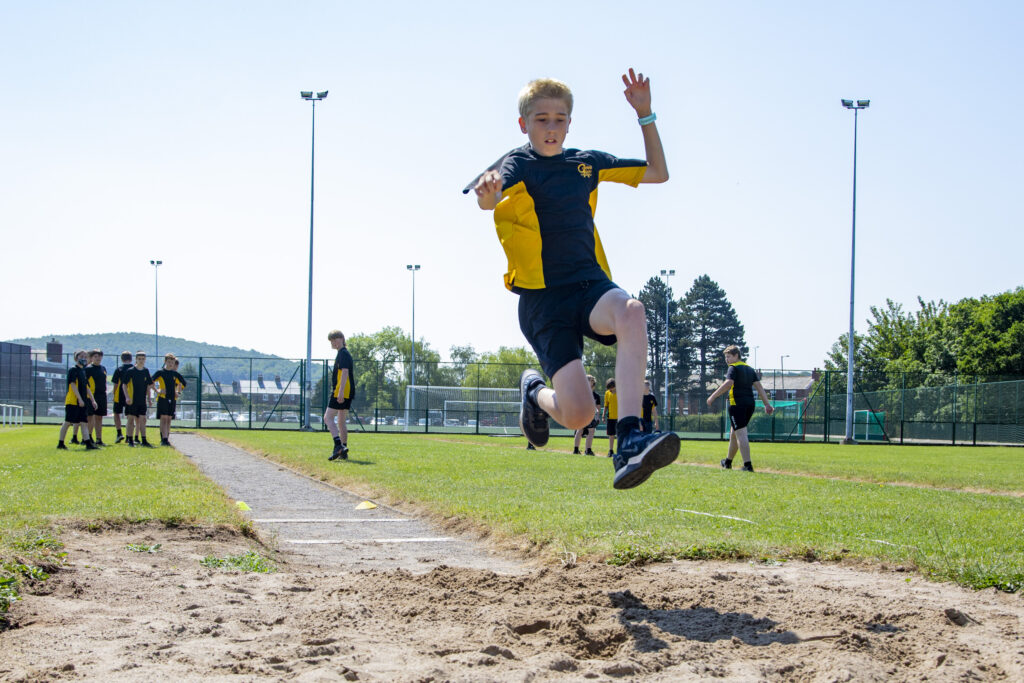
[284,537,454,545]
[253,518,412,523]
[675,508,756,524]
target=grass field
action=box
[208,430,1024,592]
[0,425,246,615]
[1,425,1022,595]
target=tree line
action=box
[823,287,1024,391]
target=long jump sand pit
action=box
[2,524,1021,681]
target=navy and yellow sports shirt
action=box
[464,145,647,292]
[725,362,759,407]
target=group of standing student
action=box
[58,349,186,450]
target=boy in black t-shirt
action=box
[152,353,186,446]
[468,69,679,489]
[110,351,133,443]
[641,380,659,433]
[122,351,155,448]
[58,350,98,450]
[85,350,108,446]
[706,345,774,472]
[325,330,355,461]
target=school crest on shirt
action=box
[577,162,593,178]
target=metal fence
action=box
[1,353,1022,446]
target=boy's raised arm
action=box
[622,68,668,184]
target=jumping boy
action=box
[110,351,132,443]
[706,345,774,472]
[325,330,355,461]
[85,349,108,446]
[602,378,618,457]
[572,374,601,456]
[642,380,659,433]
[467,68,679,489]
[152,353,186,446]
[58,350,98,450]
[122,350,154,448]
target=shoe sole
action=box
[613,432,680,490]
[518,370,549,448]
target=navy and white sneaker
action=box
[612,426,680,490]
[519,369,549,448]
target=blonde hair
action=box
[518,78,573,119]
[164,353,177,362]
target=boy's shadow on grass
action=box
[610,590,800,651]
[332,458,374,466]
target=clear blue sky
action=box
[2,1,1021,371]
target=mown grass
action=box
[0,426,246,616]
[210,430,1024,592]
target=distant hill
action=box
[4,333,306,383]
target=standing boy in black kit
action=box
[706,345,774,472]
[122,351,155,448]
[85,349,108,446]
[58,350,98,450]
[110,351,133,443]
[325,330,355,461]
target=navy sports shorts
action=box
[517,279,620,378]
[157,398,176,418]
[729,404,756,431]
[606,418,618,436]
[93,399,108,417]
[127,403,149,417]
[328,396,352,410]
[64,405,87,424]
[112,401,126,415]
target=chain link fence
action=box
[2,350,1022,445]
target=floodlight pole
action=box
[300,90,327,431]
[150,260,162,357]
[841,99,869,444]
[659,269,674,415]
[780,354,789,401]
[407,265,420,420]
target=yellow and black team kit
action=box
[152,369,186,418]
[110,362,132,414]
[85,364,108,417]
[463,145,647,377]
[122,367,153,417]
[329,348,355,410]
[604,389,619,436]
[64,365,89,424]
[726,361,758,430]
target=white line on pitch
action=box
[253,518,412,523]
[284,537,454,544]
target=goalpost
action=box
[403,385,521,433]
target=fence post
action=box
[952,372,958,446]
[197,357,204,428]
[900,373,906,444]
[823,371,830,443]
[248,358,253,430]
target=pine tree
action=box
[682,275,747,404]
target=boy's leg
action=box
[338,410,349,447]
[736,427,752,463]
[585,429,594,450]
[573,429,582,449]
[59,421,70,444]
[534,361,599,430]
[323,408,340,437]
[588,288,679,489]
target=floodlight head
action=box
[150,260,162,266]
[857,99,870,108]
[300,91,313,99]
[317,91,328,99]
[841,99,854,108]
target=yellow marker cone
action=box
[236,501,251,511]
[355,501,377,510]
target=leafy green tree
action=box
[469,347,539,388]
[682,275,746,403]
[638,277,677,396]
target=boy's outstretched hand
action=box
[622,67,652,117]
[474,169,503,210]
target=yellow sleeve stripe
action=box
[598,165,646,187]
